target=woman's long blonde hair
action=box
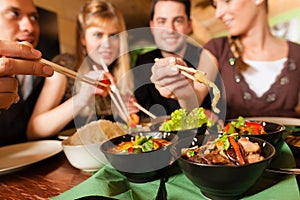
[76,0,133,93]
[221,0,269,72]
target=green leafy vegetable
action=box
[142,140,154,152]
[161,107,211,131]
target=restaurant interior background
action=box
[34,0,300,60]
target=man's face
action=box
[0,0,40,47]
[150,1,192,55]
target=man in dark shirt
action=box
[133,0,210,121]
[0,0,49,146]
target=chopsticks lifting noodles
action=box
[175,64,221,114]
[39,58,109,88]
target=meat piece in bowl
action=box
[177,134,276,199]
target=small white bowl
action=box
[62,140,108,172]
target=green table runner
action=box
[52,142,300,200]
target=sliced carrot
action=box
[228,136,245,165]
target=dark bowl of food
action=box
[225,116,285,150]
[100,131,178,183]
[176,134,276,200]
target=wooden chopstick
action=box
[175,64,208,81]
[175,64,197,73]
[92,63,132,125]
[133,102,157,119]
[180,70,196,81]
[39,58,109,88]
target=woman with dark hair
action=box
[151,0,300,120]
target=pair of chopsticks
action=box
[93,59,132,124]
[39,58,109,88]
[97,59,157,121]
[40,57,157,121]
[175,64,205,81]
[40,58,129,121]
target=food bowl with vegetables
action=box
[176,132,276,199]
[100,131,178,183]
[224,116,285,150]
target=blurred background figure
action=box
[133,0,211,122]
[52,0,138,130]
[0,0,62,146]
[151,0,300,120]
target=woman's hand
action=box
[75,70,110,107]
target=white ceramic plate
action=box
[0,140,62,174]
[245,117,300,126]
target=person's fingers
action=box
[0,92,19,109]
[0,57,53,77]
[102,72,116,86]
[0,40,41,59]
[95,87,109,97]
[0,76,20,107]
[153,85,174,98]
[0,76,18,93]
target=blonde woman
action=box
[74,0,136,122]
[27,0,137,140]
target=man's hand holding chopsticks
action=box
[0,41,54,109]
[150,57,194,100]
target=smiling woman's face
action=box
[81,23,120,67]
[0,0,40,47]
[213,0,260,36]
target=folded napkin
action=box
[52,142,299,200]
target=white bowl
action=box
[62,140,108,172]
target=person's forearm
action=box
[26,98,75,140]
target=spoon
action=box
[266,168,300,175]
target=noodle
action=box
[194,71,220,113]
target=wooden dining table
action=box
[0,151,92,200]
[0,142,299,200]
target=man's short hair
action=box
[150,0,191,20]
